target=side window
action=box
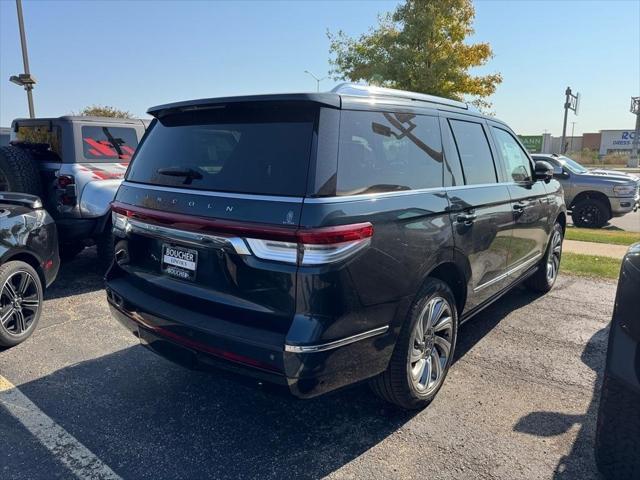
[337,111,443,195]
[15,125,62,158]
[448,119,497,185]
[81,126,139,161]
[440,118,465,186]
[491,127,533,182]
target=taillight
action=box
[246,223,373,265]
[57,175,74,188]
[111,202,373,266]
[57,175,77,206]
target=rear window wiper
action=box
[157,167,203,185]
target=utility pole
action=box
[629,97,640,168]
[9,0,36,118]
[570,122,576,152]
[304,70,327,92]
[561,87,580,154]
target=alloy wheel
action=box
[0,270,40,336]
[578,205,601,227]
[546,229,563,283]
[410,296,454,394]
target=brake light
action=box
[57,175,77,206]
[245,223,373,265]
[111,202,373,265]
[57,175,74,188]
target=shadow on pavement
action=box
[13,282,564,478]
[45,247,106,300]
[513,327,608,479]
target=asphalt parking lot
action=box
[1,248,615,480]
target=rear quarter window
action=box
[337,111,443,195]
[82,126,139,161]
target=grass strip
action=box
[561,252,622,279]
[565,226,640,246]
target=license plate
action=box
[161,244,198,281]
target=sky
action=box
[0,0,638,136]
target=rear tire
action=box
[0,146,42,195]
[0,261,43,347]
[96,224,115,272]
[527,222,563,293]
[370,278,458,410]
[571,198,609,228]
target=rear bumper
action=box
[105,274,392,398]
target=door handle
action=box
[457,212,477,225]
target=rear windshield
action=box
[82,126,139,161]
[126,105,316,196]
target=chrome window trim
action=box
[121,218,251,255]
[473,253,542,293]
[284,325,389,353]
[121,181,304,203]
[123,180,532,205]
[304,182,517,204]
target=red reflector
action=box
[43,259,54,270]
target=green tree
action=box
[328,0,502,110]
[79,105,133,119]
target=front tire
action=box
[572,199,609,228]
[0,261,43,347]
[527,222,563,293]
[370,278,458,410]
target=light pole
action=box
[629,97,640,168]
[304,70,327,92]
[9,0,36,118]
[561,86,579,154]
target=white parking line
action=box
[0,374,122,480]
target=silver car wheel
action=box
[546,229,562,283]
[409,296,454,394]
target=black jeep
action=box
[106,84,565,409]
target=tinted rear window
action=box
[127,105,315,196]
[82,126,139,161]
[337,111,443,195]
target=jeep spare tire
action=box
[0,146,42,196]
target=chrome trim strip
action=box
[123,181,524,205]
[304,182,521,204]
[284,326,389,353]
[122,218,251,255]
[121,181,304,203]
[473,253,542,293]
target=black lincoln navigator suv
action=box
[106,84,565,410]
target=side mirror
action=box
[553,166,569,178]
[534,160,554,183]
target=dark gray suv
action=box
[106,84,566,409]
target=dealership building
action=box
[518,129,637,156]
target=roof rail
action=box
[332,83,468,110]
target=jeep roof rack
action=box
[332,83,468,110]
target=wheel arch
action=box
[1,251,46,290]
[571,190,612,217]
[424,258,469,317]
[556,211,567,234]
